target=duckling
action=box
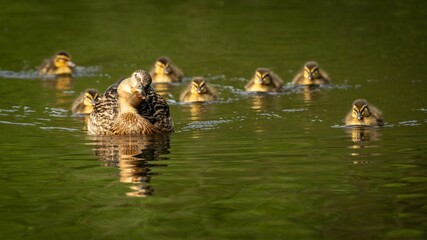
[71,89,98,114]
[149,57,183,83]
[345,99,384,126]
[292,61,330,86]
[180,77,217,103]
[38,51,76,76]
[87,70,174,135]
[245,68,283,92]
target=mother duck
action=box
[87,70,174,135]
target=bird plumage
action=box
[245,68,283,92]
[38,52,76,76]
[180,77,217,102]
[345,99,384,126]
[292,61,330,86]
[87,70,174,135]
[149,57,183,83]
[71,89,98,114]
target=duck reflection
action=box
[88,134,171,197]
[346,127,381,164]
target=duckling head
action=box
[118,70,152,108]
[155,57,173,75]
[351,99,371,120]
[303,61,320,81]
[83,89,98,107]
[254,68,272,85]
[54,52,76,69]
[190,77,208,94]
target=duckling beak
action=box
[308,73,314,80]
[197,88,202,94]
[68,61,76,68]
[90,99,96,106]
[163,67,171,75]
[357,112,363,120]
[255,77,263,84]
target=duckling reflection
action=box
[153,83,173,97]
[249,94,279,112]
[347,127,381,143]
[296,85,322,102]
[42,74,74,91]
[188,103,209,121]
[346,127,381,164]
[88,134,171,197]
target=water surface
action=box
[1,1,427,239]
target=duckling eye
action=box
[362,108,369,116]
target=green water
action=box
[1,0,427,239]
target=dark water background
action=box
[1,0,426,239]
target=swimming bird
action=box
[87,70,174,135]
[149,57,183,83]
[345,99,384,126]
[71,89,98,114]
[38,51,76,76]
[180,77,217,103]
[291,61,330,86]
[245,68,283,92]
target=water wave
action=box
[0,65,102,79]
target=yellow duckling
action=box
[345,99,384,126]
[180,77,217,103]
[292,61,330,86]
[71,89,98,114]
[87,70,174,135]
[38,52,76,76]
[149,57,183,83]
[245,68,283,92]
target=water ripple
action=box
[0,120,38,126]
[181,119,232,131]
[282,108,308,113]
[39,126,79,132]
[0,65,102,79]
[398,120,421,126]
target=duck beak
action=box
[308,73,314,80]
[255,77,263,84]
[131,87,146,99]
[357,112,363,120]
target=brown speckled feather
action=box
[88,72,174,135]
